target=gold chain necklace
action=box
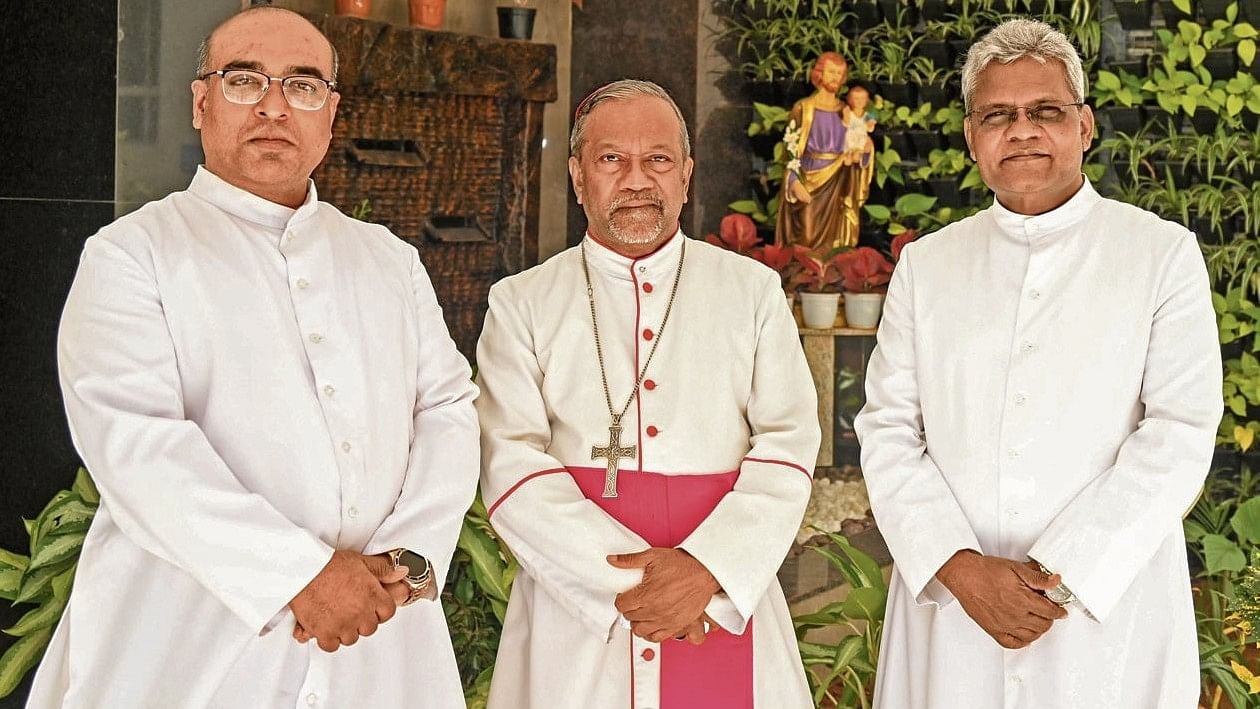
[581,238,686,498]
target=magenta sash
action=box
[568,466,755,709]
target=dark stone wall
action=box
[567,0,700,246]
[0,3,116,705]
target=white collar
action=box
[581,228,686,283]
[186,165,320,230]
[990,177,1101,241]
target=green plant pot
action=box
[946,132,967,150]
[907,129,941,156]
[1242,0,1260,22]
[919,0,948,22]
[876,82,916,107]
[1114,0,1154,30]
[1104,105,1146,134]
[879,0,919,25]
[1199,0,1233,20]
[887,130,914,157]
[1158,0,1193,23]
[1187,107,1217,134]
[919,40,953,69]
[1105,58,1147,76]
[1203,48,1238,79]
[928,176,964,207]
[918,84,947,108]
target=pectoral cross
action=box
[592,418,636,498]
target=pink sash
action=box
[568,466,755,709]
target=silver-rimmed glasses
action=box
[198,69,336,111]
[967,102,1084,130]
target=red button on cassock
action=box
[643,282,654,293]
[643,328,654,340]
[646,426,659,437]
[641,649,655,661]
[644,379,656,391]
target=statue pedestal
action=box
[799,326,876,470]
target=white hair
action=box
[960,19,1086,110]
[570,79,691,158]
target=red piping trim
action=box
[584,228,681,260]
[631,263,644,474]
[486,467,567,518]
[743,457,812,478]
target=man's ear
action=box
[681,156,695,204]
[568,156,584,205]
[962,117,975,162]
[191,80,208,130]
[327,91,341,130]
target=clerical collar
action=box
[990,177,1101,241]
[186,165,320,231]
[582,227,685,283]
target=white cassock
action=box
[854,180,1221,709]
[28,167,479,709]
[475,232,820,709]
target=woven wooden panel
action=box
[308,13,556,359]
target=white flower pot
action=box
[799,292,841,329]
[844,292,885,329]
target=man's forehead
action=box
[209,10,333,74]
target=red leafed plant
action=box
[890,229,917,263]
[704,213,761,255]
[752,243,809,292]
[795,247,847,293]
[835,247,894,294]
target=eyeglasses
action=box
[198,69,336,111]
[967,102,1084,130]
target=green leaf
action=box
[1229,496,1260,544]
[15,560,71,605]
[0,549,29,573]
[893,192,938,216]
[0,568,22,602]
[1236,23,1258,40]
[1097,70,1121,91]
[728,200,759,215]
[830,634,865,673]
[841,586,887,621]
[1240,39,1257,67]
[1183,518,1207,543]
[71,468,99,506]
[28,532,85,573]
[0,625,54,698]
[1172,0,1191,15]
[864,204,891,221]
[456,523,510,604]
[1227,94,1245,116]
[1190,44,1207,68]
[3,594,67,637]
[41,498,96,538]
[1202,533,1247,574]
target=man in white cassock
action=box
[854,19,1222,709]
[27,7,478,708]
[475,79,821,709]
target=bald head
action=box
[196,6,338,82]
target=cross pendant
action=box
[592,420,636,498]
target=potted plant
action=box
[835,247,894,329]
[410,0,445,28]
[910,147,970,208]
[795,247,847,329]
[704,214,808,304]
[1113,0,1154,30]
[498,0,537,40]
[1092,68,1153,134]
[335,0,372,18]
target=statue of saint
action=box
[775,52,877,250]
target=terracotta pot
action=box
[410,0,445,28]
[335,0,371,18]
[799,292,841,329]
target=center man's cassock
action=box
[476,231,820,709]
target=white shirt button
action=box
[1008,448,1020,459]
[309,333,324,344]
[347,506,359,519]
[341,441,352,452]
[306,693,318,706]
[1014,393,1027,405]
[638,266,646,273]
[1029,289,1042,300]
[1021,341,1035,354]
[297,278,310,289]
[323,385,336,397]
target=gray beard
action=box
[605,198,665,245]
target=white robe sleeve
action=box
[57,235,334,634]
[853,246,983,607]
[476,282,647,640]
[363,249,480,589]
[676,273,820,630]
[1028,233,1221,622]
